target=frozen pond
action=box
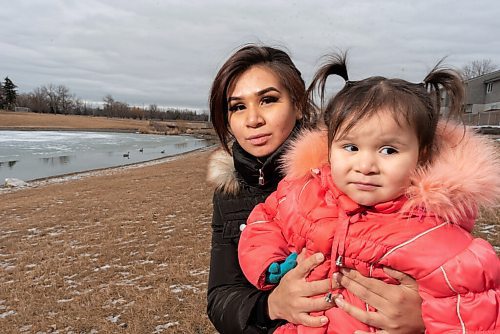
[0,130,210,182]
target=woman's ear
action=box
[295,107,303,120]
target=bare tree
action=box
[148,104,159,120]
[462,59,498,80]
[57,85,73,114]
[30,87,50,113]
[103,94,115,117]
[41,84,60,113]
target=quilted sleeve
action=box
[417,238,500,333]
[238,179,298,291]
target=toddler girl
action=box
[238,54,500,333]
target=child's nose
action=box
[355,153,379,174]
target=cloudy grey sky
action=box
[1,0,499,111]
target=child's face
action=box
[227,65,301,157]
[329,110,419,206]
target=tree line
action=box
[1,80,208,122]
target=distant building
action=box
[464,69,500,114]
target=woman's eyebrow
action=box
[228,87,280,102]
[257,87,280,96]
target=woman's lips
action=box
[247,134,271,146]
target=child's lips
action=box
[352,182,380,191]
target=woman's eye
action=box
[261,96,278,105]
[229,104,245,112]
[343,144,358,152]
[380,147,398,155]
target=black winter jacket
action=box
[206,133,298,333]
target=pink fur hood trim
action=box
[281,122,500,230]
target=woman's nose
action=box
[246,104,264,127]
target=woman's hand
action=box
[267,251,334,327]
[333,267,425,334]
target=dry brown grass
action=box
[473,208,500,252]
[0,111,215,138]
[0,149,216,333]
[0,111,151,132]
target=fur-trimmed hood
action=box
[207,129,294,195]
[207,148,241,194]
[281,122,500,230]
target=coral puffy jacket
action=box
[239,123,500,333]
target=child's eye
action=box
[380,147,398,155]
[343,144,358,152]
[261,96,279,105]
[228,104,245,112]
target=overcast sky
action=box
[1,0,499,111]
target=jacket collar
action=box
[232,139,284,191]
[207,123,301,194]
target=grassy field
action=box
[0,111,498,333]
[0,148,216,333]
[0,110,215,137]
[0,111,152,132]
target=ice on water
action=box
[0,130,208,182]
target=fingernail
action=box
[340,268,349,275]
[334,295,344,308]
[316,253,324,262]
[332,272,340,282]
[320,316,328,325]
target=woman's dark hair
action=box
[308,53,465,163]
[209,44,314,153]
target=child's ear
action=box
[418,147,430,165]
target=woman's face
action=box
[227,65,301,157]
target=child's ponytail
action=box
[423,63,465,121]
[306,52,349,110]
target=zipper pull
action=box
[258,168,264,186]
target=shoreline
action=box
[0,126,218,139]
[0,126,143,133]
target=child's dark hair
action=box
[308,53,465,163]
[209,44,314,153]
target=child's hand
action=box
[266,252,298,284]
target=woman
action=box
[206,44,425,333]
